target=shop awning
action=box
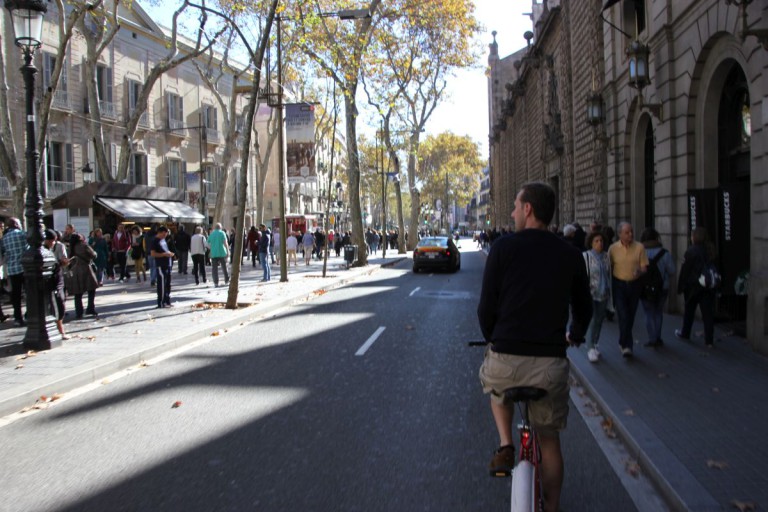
[148,200,206,223]
[93,197,168,223]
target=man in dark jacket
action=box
[258,224,271,282]
[477,182,592,512]
[174,225,191,275]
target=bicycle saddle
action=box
[503,386,548,403]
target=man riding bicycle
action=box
[477,182,592,512]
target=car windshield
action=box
[417,237,449,248]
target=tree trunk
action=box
[343,93,367,266]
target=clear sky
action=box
[139,0,533,161]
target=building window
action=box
[43,53,69,109]
[96,64,116,118]
[207,165,223,194]
[623,0,646,37]
[167,159,186,189]
[166,92,184,130]
[46,142,75,196]
[129,153,147,185]
[127,79,149,127]
[203,104,218,141]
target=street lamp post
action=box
[6,0,61,350]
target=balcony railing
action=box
[100,100,118,119]
[51,89,71,110]
[46,180,76,198]
[129,108,150,128]
[205,127,219,142]
[167,118,185,135]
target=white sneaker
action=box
[587,348,599,363]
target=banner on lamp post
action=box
[285,103,316,184]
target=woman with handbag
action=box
[131,225,147,283]
[67,234,99,318]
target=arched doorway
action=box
[643,122,655,228]
[716,62,751,330]
[629,112,654,230]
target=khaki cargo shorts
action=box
[479,349,570,435]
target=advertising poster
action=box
[285,103,316,184]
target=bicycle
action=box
[470,340,546,512]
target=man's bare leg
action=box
[538,433,564,512]
[490,399,514,446]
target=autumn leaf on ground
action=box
[405,325,414,330]
[625,459,641,478]
[16,351,38,360]
[138,360,150,368]
[313,289,327,296]
[171,401,183,408]
[707,459,729,470]
[601,417,617,438]
[731,500,756,511]
[87,335,96,342]
[15,364,24,370]
[624,409,635,416]
[211,330,221,336]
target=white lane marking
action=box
[409,287,421,297]
[356,326,386,356]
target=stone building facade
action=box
[488,0,768,354]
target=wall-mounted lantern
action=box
[586,92,605,126]
[626,40,650,90]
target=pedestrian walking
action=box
[582,230,612,362]
[302,230,314,265]
[43,229,69,339]
[247,226,260,267]
[272,228,280,265]
[208,223,230,287]
[90,229,109,285]
[190,226,209,285]
[286,231,298,266]
[150,226,174,308]
[258,224,271,281]
[113,224,132,282]
[675,226,717,347]
[607,222,648,358]
[477,182,592,512]
[1,218,27,326]
[639,228,676,348]
[66,234,99,318]
[175,225,191,275]
[130,226,147,283]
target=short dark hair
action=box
[157,226,169,233]
[640,227,660,243]
[519,182,556,226]
[585,231,605,249]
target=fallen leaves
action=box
[731,500,756,511]
[601,417,617,438]
[15,351,38,361]
[625,459,641,478]
[707,459,729,470]
[623,409,635,416]
[20,394,63,413]
[15,363,24,370]
[313,289,327,296]
[171,401,183,408]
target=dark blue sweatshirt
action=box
[477,229,592,358]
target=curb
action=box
[569,358,721,512]
[0,258,407,418]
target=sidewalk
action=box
[568,308,768,511]
[0,251,407,419]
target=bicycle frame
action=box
[510,399,543,512]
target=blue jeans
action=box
[259,252,270,281]
[586,299,608,350]
[612,278,641,350]
[641,290,668,343]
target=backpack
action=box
[698,261,721,290]
[641,249,666,303]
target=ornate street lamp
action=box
[586,91,605,126]
[5,0,61,350]
[626,40,651,90]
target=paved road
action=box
[0,249,649,511]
